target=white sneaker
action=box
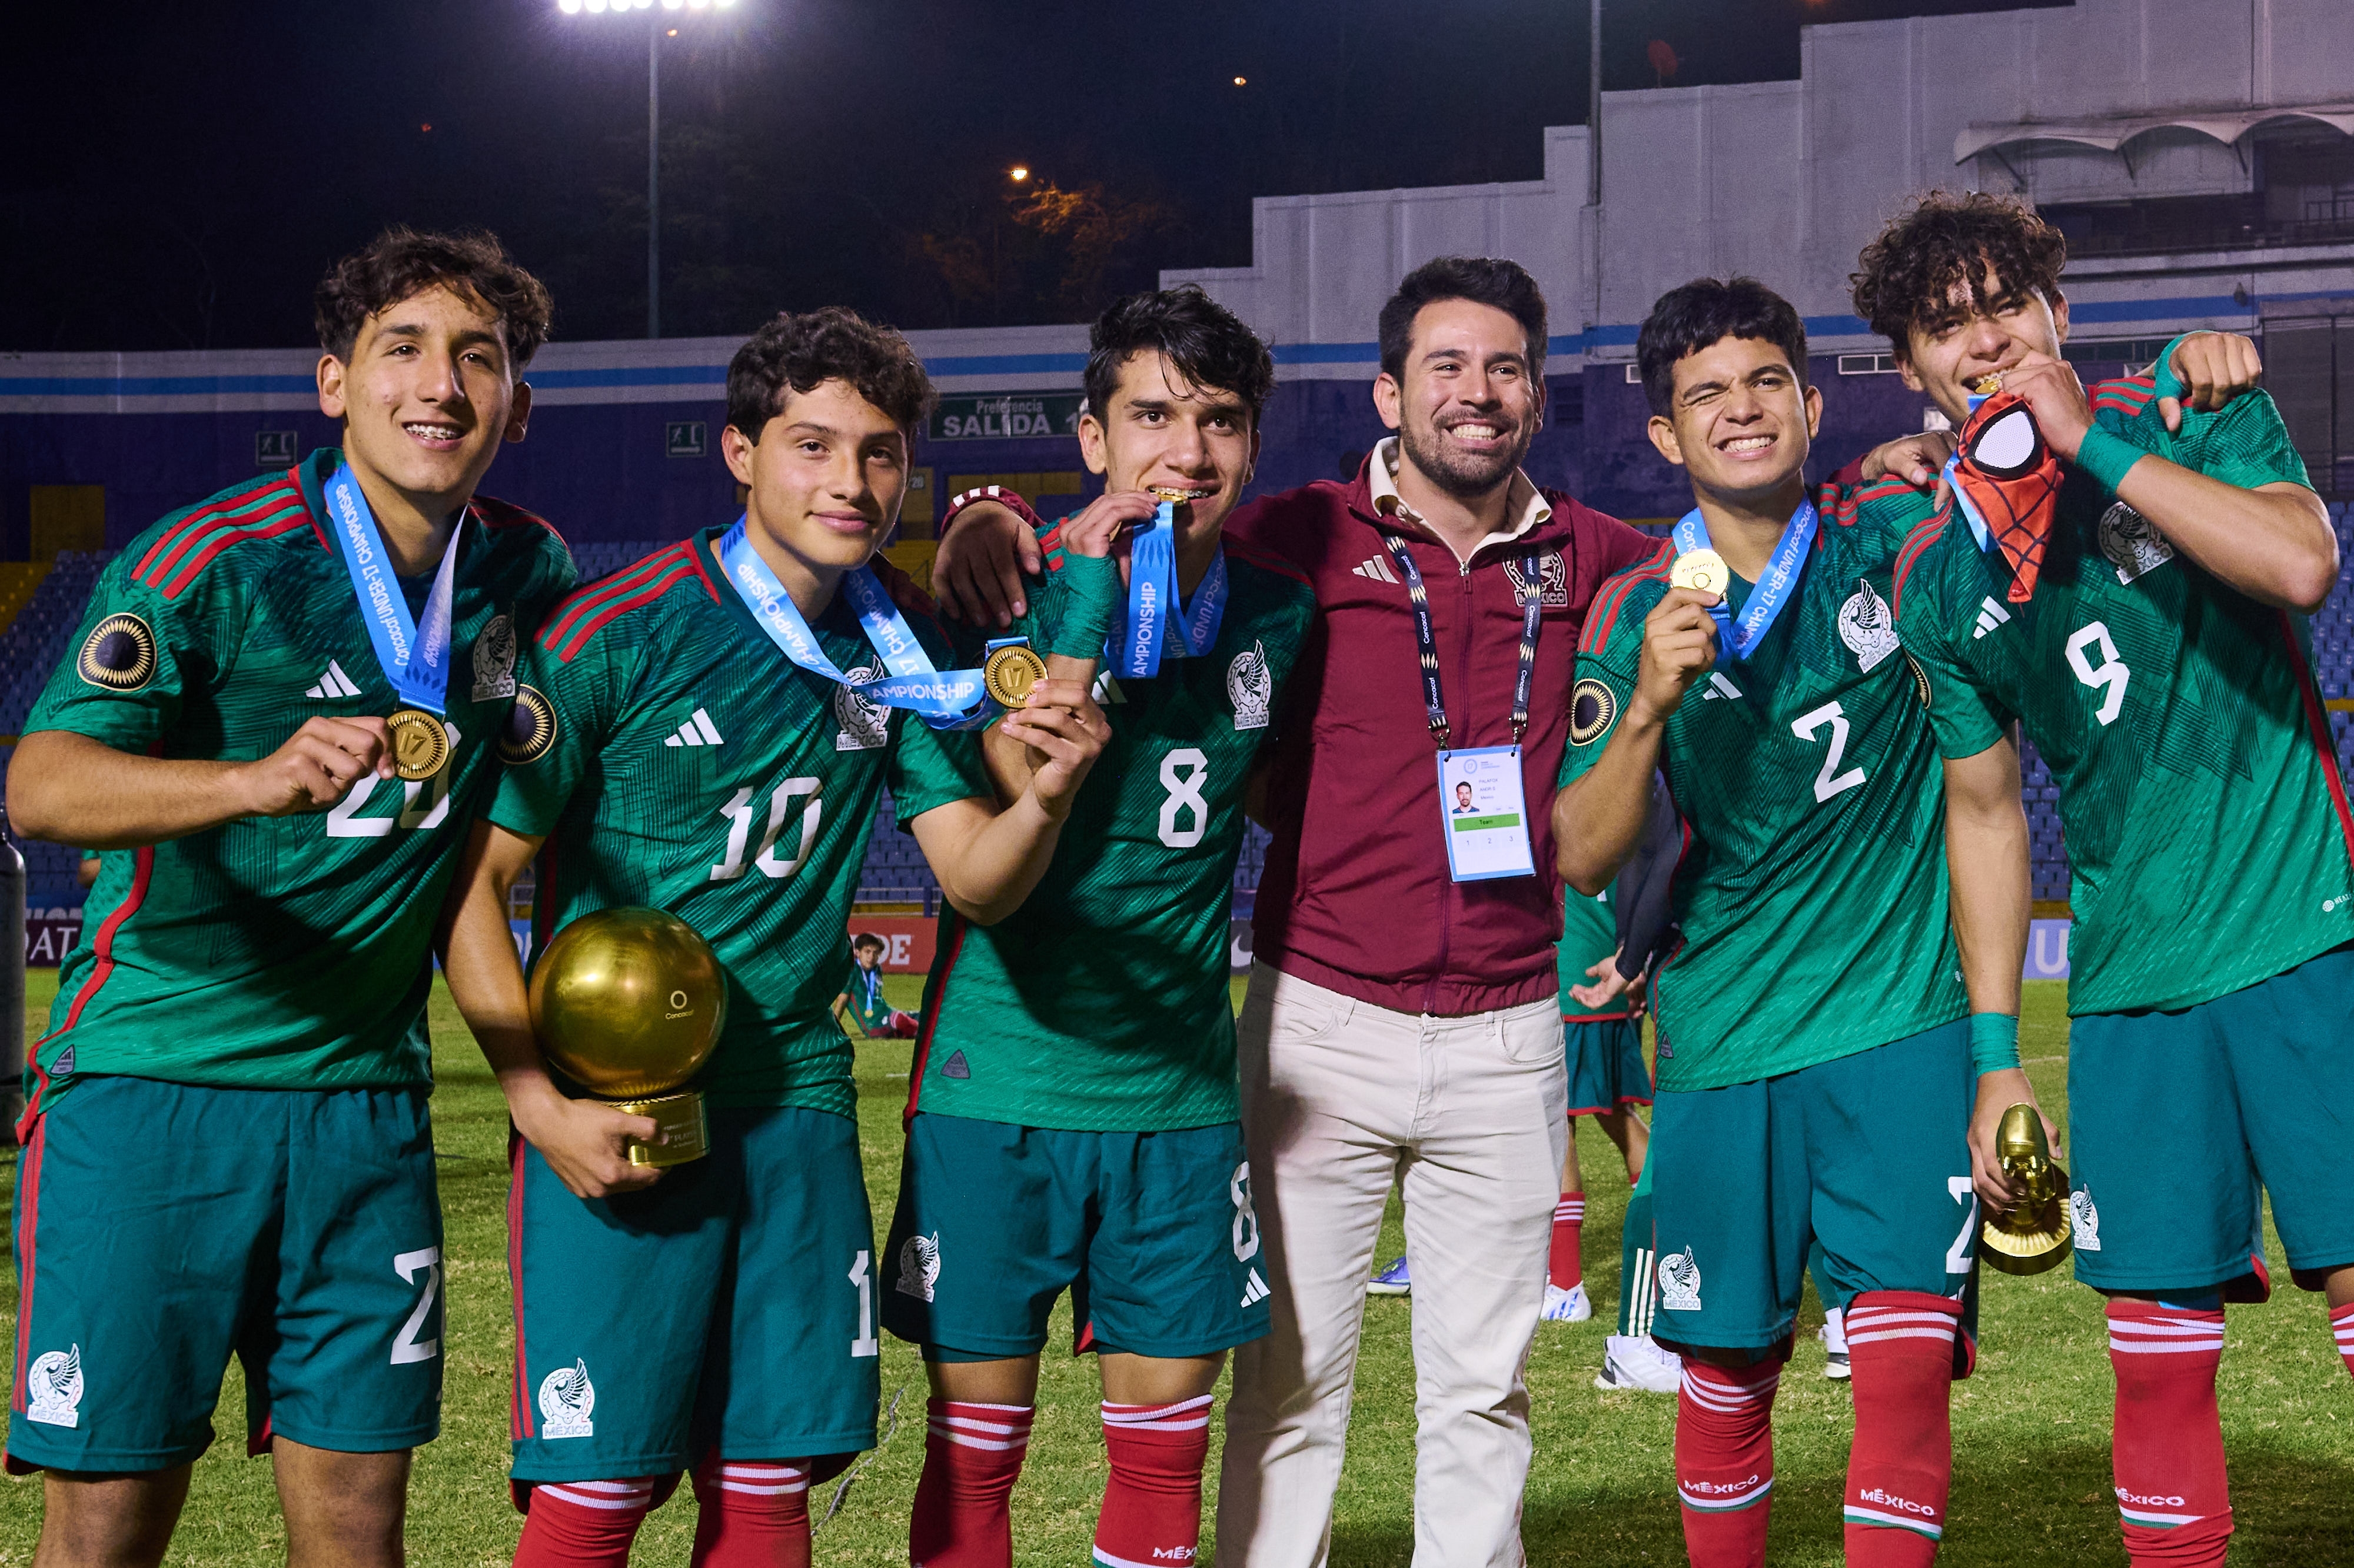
[1541,1282,1592,1323]
[1818,1316,1851,1381]
[1594,1333,1683,1393]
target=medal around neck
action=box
[1109,500,1229,679]
[530,906,727,1168]
[322,461,464,767]
[1670,548,1728,596]
[1670,502,1815,661]
[387,708,451,781]
[983,641,1048,707]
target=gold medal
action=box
[1971,373,2004,397]
[983,644,1049,708]
[1670,548,1728,597]
[387,707,450,781]
[1149,486,1199,503]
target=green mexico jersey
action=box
[493,528,990,1118]
[840,958,896,1035]
[25,448,574,1099]
[1558,886,1624,1021]
[912,533,1317,1132]
[1561,521,1964,1093]
[1884,382,2348,1015]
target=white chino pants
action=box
[1217,963,1569,1568]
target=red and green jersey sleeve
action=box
[493,532,990,1116]
[25,450,574,1103]
[910,541,1318,1133]
[1887,385,2350,1015]
[1560,522,1964,1091]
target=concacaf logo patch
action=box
[78,614,156,692]
[537,1358,596,1439]
[1904,652,1933,710]
[498,684,558,765]
[1570,677,1617,745]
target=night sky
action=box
[4,0,2066,354]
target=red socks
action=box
[1550,1193,1585,1290]
[1675,1359,1781,1568]
[909,1400,1033,1568]
[1841,1291,1960,1566]
[690,1459,812,1567]
[1096,1396,1214,1568]
[2333,1301,2354,1382]
[2108,1301,2232,1567]
[513,1478,661,1568]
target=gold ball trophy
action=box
[527,907,727,1168]
[1977,1103,2073,1274]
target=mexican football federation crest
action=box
[897,1232,942,1302]
[2069,1188,2103,1252]
[2097,501,2173,586]
[537,1359,596,1438]
[1228,640,1272,731]
[26,1346,84,1428]
[834,664,889,752]
[1657,1247,1702,1312]
[1837,579,1901,673]
[1502,551,1570,608]
[471,612,518,701]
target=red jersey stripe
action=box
[2277,612,2354,873]
[1578,544,1674,655]
[160,511,314,599]
[134,478,304,582]
[540,542,693,652]
[46,843,154,1043]
[903,918,969,1123]
[11,1121,45,1414]
[507,1127,532,1440]
[138,489,308,589]
[551,558,699,662]
[1891,510,1954,616]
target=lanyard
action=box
[1670,498,1816,661]
[321,462,463,714]
[716,518,992,729]
[859,967,882,1011]
[1379,534,1543,749]
[1109,500,1229,678]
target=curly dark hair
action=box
[1083,285,1275,428]
[1636,277,1808,418]
[1850,190,2068,354]
[727,307,935,438]
[1378,257,1550,383]
[314,227,553,368]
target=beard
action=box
[1397,412,1534,501]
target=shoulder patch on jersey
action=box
[1904,652,1932,709]
[2097,501,2174,585]
[1228,639,1273,730]
[1570,677,1617,745]
[498,684,558,765]
[77,613,157,692]
[1837,579,1901,673]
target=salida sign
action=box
[929,394,1083,442]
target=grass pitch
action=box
[5,975,2350,1565]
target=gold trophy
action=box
[528,906,727,1167]
[1977,1102,2072,1274]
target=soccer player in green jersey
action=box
[836,933,919,1038]
[437,308,1108,1568]
[1555,277,2052,1568]
[1847,191,2348,1568]
[5,228,567,1566]
[877,287,1315,1568]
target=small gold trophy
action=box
[528,906,727,1167]
[1978,1102,2072,1274]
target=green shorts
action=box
[1565,1015,1651,1114]
[8,1077,444,1474]
[508,1106,878,1487]
[1647,1021,1977,1361]
[2067,942,2354,1294]
[881,1113,1269,1360]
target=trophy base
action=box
[612,1089,709,1167]
[1980,1200,2072,1276]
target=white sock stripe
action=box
[2109,1338,2226,1354]
[2119,1506,2207,1526]
[1095,1547,1183,1568]
[538,1483,654,1511]
[565,1479,654,1495]
[941,1401,1035,1414]
[1680,1478,1772,1510]
[1845,1504,1943,1537]
[1848,1326,1962,1346]
[2110,1315,2227,1334]
[717,1479,810,1495]
[1101,1395,1215,1420]
[1845,1308,1961,1329]
[935,1413,1034,1436]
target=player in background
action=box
[5,229,568,1566]
[439,308,1109,1568]
[836,932,921,1039]
[1847,191,2345,1568]
[880,287,1313,1568]
[1556,277,2050,1567]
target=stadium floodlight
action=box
[560,0,741,339]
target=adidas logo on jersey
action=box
[1352,554,1401,585]
[1241,1267,1271,1308]
[664,708,724,748]
[306,660,361,700]
[1702,672,1743,701]
[1974,596,2012,640]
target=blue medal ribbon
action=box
[1671,498,1817,661]
[717,518,993,729]
[322,461,463,714]
[1108,501,1229,678]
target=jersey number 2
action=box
[391,1247,442,1365]
[1791,701,1867,803]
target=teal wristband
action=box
[1969,1011,2021,1077]
[1046,551,1121,659]
[2073,424,2145,495]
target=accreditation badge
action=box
[1436,745,1536,883]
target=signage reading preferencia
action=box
[928,393,1084,442]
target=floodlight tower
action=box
[557,0,741,339]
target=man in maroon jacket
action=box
[935,257,1656,1567]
